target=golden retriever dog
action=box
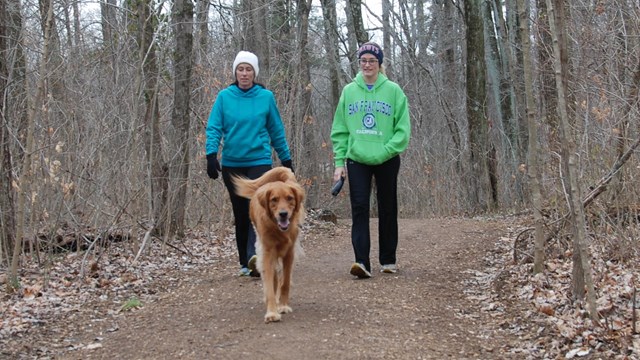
[231,167,305,323]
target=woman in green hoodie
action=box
[205,51,293,277]
[331,42,411,279]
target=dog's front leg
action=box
[277,248,295,314]
[261,252,281,323]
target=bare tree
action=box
[482,0,507,204]
[293,0,313,165]
[382,0,394,78]
[484,0,525,206]
[60,0,82,51]
[271,0,291,60]
[606,0,640,206]
[5,0,27,163]
[100,0,118,77]
[436,0,463,173]
[168,0,194,238]
[194,0,209,61]
[320,0,346,108]
[517,0,545,273]
[8,0,55,291]
[0,117,13,269]
[465,0,497,211]
[37,0,64,101]
[546,0,598,320]
[535,0,559,151]
[240,0,269,79]
[132,0,169,236]
[345,0,368,74]
[0,0,16,268]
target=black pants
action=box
[346,156,400,272]
[222,165,272,268]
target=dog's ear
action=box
[288,182,305,215]
[259,188,272,214]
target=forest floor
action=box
[1,215,638,359]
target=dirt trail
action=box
[59,218,525,360]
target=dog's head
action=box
[256,180,304,231]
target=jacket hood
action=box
[354,72,389,90]
[228,83,264,97]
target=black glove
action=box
[281,159,294,173]
[206,153,221,179]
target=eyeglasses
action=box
[359,59,379,65]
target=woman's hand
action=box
[206,153,221,179]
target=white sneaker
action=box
[350,263,372,278]
[239,267,251,277]
[380,264,397,274]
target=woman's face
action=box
[236,63,255,89]
[359,54,379,81]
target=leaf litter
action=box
[462,219,640,359]
[1,214,639,359]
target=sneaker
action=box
[248,255,260,277]
[381,264,397,274]
[350,263,372,279]
[239,267,251,277]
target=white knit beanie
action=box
[232,51,259,78]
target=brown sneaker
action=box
[248,255,260,277]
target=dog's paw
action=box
[277,305,292,314]
[264,311,281,323]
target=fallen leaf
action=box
[538,304,555,316]
[565,347,590,358]
[86,343,103,350]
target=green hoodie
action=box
[331,72,411,167]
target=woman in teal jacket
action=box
[206,51,293,277]
[331,42,411,279]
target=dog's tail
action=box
[231,167,295,199]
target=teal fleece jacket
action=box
[331,72,411,167]
[206,84,291,167]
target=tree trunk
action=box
[293,0,313,170]
[465,0,495,211]
[62,0,73,50]
[608,1,639,206]
[382,0,393,78]
[486,0,525,206]
[546,0,598,321]
[271,0,291,67]
[504,0,528,205]
[5,0,27,162]
[0,0,17,268]
[72,0,82,49]
[482,1,505,205]
[194,0,209,63]
[241,0,269,80]
[100,0,118,80]
[8,0,54,291]
[0,109,15,269]
[345,0,368,75]
[38,0,64,100]
[168,0,194,238]
[134,0,168,236]
[536,0,560,152]
[438,0,463,174]
[517,0,545,274]
[320,0,345,108]
[2,0,26,268]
